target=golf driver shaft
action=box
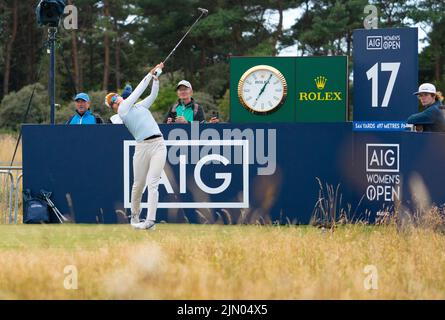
[163,11,206,64]
[154,8,208,77]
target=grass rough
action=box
[0,224,444,300]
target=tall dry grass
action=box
[0,224,444,300]
[0,134,21,164]
[0,135,22,224]
[1,134,445,299]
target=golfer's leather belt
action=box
[144,134,162,141]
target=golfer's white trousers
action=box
[131,137,167,222]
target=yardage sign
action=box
[353,28,418,131]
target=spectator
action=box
[66,93,103,125]
[407,83,445,132]
[164,80,219,124]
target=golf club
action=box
[40,189,69,223]
[47,197,69,222]
[154,8,209,77]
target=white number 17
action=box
[366,62,400,107]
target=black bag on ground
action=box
[23,189,50,224]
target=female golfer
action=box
[105,63,165,230]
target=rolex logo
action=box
[315,76,327,90]
[299,75,342,102]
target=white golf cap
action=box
[176,80,193,90]
[413,83,436,95]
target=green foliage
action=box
[246,39,277,56]
[150,82,179,117]
[290,0,368,56]
[193,91,217,120]
[89,90,114,121]
[198,63,230,98]
[0,83,49,131]
[1,0,445,130]
[218,89,230,122]
[411,0,445,84]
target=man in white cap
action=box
[164,80,219,124]
[407,83,445,132]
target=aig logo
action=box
[366,36,382,50]
[124,140,249,209]
[366,144,399,172]
[367,35,401,51]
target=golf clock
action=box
[237,65,288,115]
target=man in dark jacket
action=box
[164,80,219,124]
[407,83,445,132]
[66,93,103,125]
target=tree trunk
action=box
[200,46,206,70]
[346,31,352,58]
[435,54,443,82]
[232,23,243,55]
[3,0,18,96]
[439,51,444,81]
[272,1,284,56]
[89,36,94,89]
[86,4,94,88]
[26,4,35,84]
[71,31,81,92]
[102,0,110,91]
[67,0,80,92]
[114,20,121,90]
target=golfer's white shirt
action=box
[110,114,123,124]
[118,74,162,142]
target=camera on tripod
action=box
[36,0,66,27]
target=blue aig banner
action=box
[22,124,352,224]
[353,28,418,127]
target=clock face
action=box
[238,65,288,115]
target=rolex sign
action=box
[295,56,348,122]
[230,56,348,123]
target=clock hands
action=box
[254,74,273,105]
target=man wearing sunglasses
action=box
[66,93,103,125]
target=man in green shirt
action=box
[164,80,219,124]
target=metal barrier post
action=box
[0,170,14,224]
[14,173,23,224]
[0,167,23,224]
